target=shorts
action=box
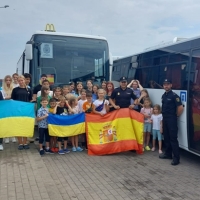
[152,129,162,141]
[57,137,68,142]
[143,123,152,132]
[39,128,50,144]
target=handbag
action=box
[85,103,93,113]
[95,100,105,112]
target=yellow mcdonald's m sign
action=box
[45,24,56,32]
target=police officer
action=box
[159,79,184,165]
[109,77,138,109]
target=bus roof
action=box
[33,31,107,41]
[116,34,200,61]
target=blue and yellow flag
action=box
[0,100,35,138]
[48,113,85,137]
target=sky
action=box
[1,0,200,78]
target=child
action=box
[53,87,62,101]
[140,98,153,151]
[78,89,87,113]
[151,104,163,154]
[62,85,70,99]
[56,97,70,155]
[82,92,94,150]
[138,89,150,107]
[37,86,51,110]
[48,98,59,153]
[92,85,99,102]
[68,96,83,152]
[93,89,109,116]
[36,97,54,155]
[75,82,83,100]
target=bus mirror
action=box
[25,41,33,60]
[109,52,113,66]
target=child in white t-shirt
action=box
[77,89,87,113]
[151,104,163,154]
[93,89,109,115]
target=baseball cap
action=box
[163,79,172,84]
[119,77,127,82]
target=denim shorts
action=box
[144,123,152,132]
[152,129,162,141]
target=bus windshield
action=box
[32,34,109,86]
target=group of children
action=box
[139,89,163,154]
[36,83,110,155]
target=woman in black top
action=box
[11,75,33,150]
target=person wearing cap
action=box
[109,77,138,109]
[159,79,184,165]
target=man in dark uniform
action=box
[109,77,138,109]
[159,79,184,165]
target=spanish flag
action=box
[48,113,85,137]
[0,100,35,138]
[86,108,144,155]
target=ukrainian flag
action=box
[0,100,35,138]
[48,113,85,137]
[86,108,144,155]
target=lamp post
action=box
[0,5,9,8]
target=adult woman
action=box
[12,73,19,88]
[127,80,144,112]
[86,80,93,92]
[11,75,33,150]
[75,82,83,100]
[101,81,107,92]
[1,75,16,143]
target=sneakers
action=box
[40,149,45,155]
[23,144,30,149]
[4,138,9,144]
[0,144,3,151]
[76,147,83,152]
[45,148,54,154]
[54,147,59,153]
[151,147,155,152]
[58,149,65,155]
[159,150,163,154]
[63,148,70,153]
[18,145,23,150]
[72,147,76,152]
[12,137,17,143]
[145,146,151,151]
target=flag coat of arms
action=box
[86,108,144,155]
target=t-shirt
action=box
[49,107,55,114]
[140,107,153,123]
[70,106,79,114]
[36,95,51,110]
[151,114,163,130]
[13,83,19,88]
[78,99,87,113]
[56,107,68,115]
[93,99,109,114]
[92,93,98,102]
[11,87,32,102]
[131,88,141,109]
[82,101,94,113]
[33,84,53,95]
[37,107,49,128]
[37,90,53,98]
[1,89,12,99]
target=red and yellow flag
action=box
[86,108,144,155]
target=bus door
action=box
[188,49,200,153]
